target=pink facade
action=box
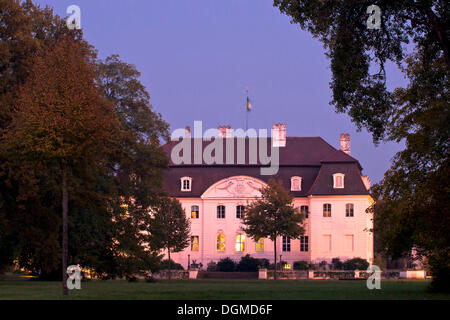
[162,125,374,269]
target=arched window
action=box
[235,234,245,252]
[323,203,332,217]
[333,173,345,189]
[345,203,354,217]
[191,205,199,219]
[216,233,225,252]
[256,238,264,252]
[300,205,309,219]
[291,176,302,191]
[236,205,245,219]
[181,177,192,191]
[191,236,199,251]
[217,205,225,219]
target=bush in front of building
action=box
[293,261,310,270]
[206,261,217,271]
[331,258,344,270]
[160,259,184,270]
[236,254,260,272]
[217,257,237,272]
[268,261,288,270]
[342,258,369,270]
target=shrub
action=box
[160,259,184,270]
[126,276,138,282]
[257,258,270,269]
[293,261,309,270]
[343,258,369,270]
[145,277,157,283]
[190,260,203,270]
[331,258,344,270]
[217,257,237,272]
[237,254,260,272]
[206,261,217,271]
[318,260,328,270]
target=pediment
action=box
[201,176,266,199]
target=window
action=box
[300,236,309,252]
[323,203,332,217]
[191,236,199,251]
[216,233,225,252]
[236,205,245,219]
[345,203,354,217]
[191,205,199,219]
[181,177,192,192]
[235,234,245,252]
[256,238,264,252]
[290,176,302,191]
[282,236,291,252]
[345,235,354,252]
[333,173,345,189]
[217,205,225,219]
[301,205,309,219]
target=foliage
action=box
[293,261,309,270]
[236,254,261,272]
[331,258,344,270]
[342,258,370,271]
[206,261,217,272]
[216,257,237,272]
[160,259,184,271]
[274,0,450,291]
[268,261,288,271]
[242,178,305,279]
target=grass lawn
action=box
[0,278,449,300]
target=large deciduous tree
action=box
[242,179,305,280]
[1,37,121,294]
[149,197,190,280]
[273,0,449,290]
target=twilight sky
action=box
[35,0,406,183]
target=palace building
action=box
[162,124,374,269]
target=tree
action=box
[273,0,449,290]
[149,197,190,280]
[0,0,89,274]
[242,179,305,280]
[1,37,121,294]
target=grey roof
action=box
[162,137,369,197]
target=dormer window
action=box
[333,173,345,189]
[181,177,192,192]
[291,176,302,191]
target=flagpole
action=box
[246,88,249,131]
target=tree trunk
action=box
[273,236,277,281]
[62,163,69,296]
[168,248,171,280]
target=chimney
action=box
[185,126,191,138]
[218,125,232,138]
[272,123,286,147]
[340,133,350,155]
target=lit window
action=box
[291,176,302,191]
[216,233,225,252]
[345,203,354,217]
[217,205,225,219]
[301,205,309,219]
[191,205,199,219]
[181,177,192,192]
[256,238,264,252]
[236,205,245,219]
[333,173,345,189]
[323,203,332,217]
[284,264,291,270]
[191,236,199,251]
[235,234,245,252]
[300,236,309,252]
[282,236,291,252]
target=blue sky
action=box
[35,0,406,183]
